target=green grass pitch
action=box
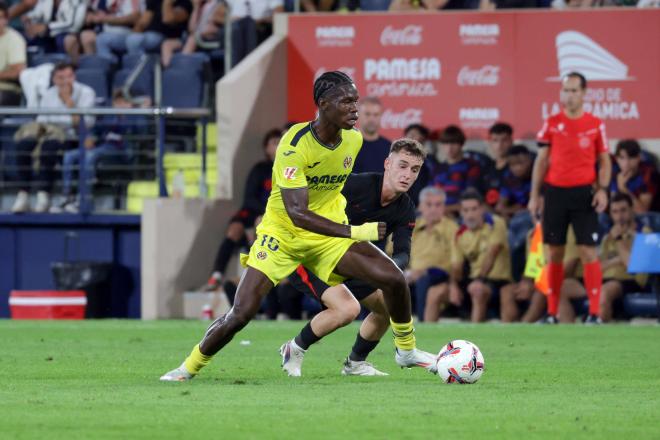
[1,320,659,439]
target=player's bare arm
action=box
[528,146,549,218]
[592,152,611,213]
[281,187,385,239]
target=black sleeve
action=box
[241,163,266,213]
[390,201,416,270]
[341,173,368,204]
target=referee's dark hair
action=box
[459,188,484,205]
[611,192,633,208]
[390,138,427,160]
[439,125,466,146]
[313,71,353,105]
[564,71,587,90]
[615,139,642,158]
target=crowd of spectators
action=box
[297,0,659,10]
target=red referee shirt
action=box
[537,112,608,188]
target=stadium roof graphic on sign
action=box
[547,31,634,81]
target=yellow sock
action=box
[184,344,213,375]
[390,318,416,350]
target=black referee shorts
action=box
[543,184,599,246]
[288,266,376,302]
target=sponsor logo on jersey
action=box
[457,65,500,86]
[343,156,353,169]
[256,251,267,260]
[283,167,297,180]
[380,25,423,46]
[282,150,296,156]
[308,161,321,169]
[306,174,349,191]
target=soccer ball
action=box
[436,340,485,384]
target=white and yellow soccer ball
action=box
[436,340,485,384]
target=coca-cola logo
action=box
[381,108,423,130]
[380,25,423,46]
[457,65,500,86]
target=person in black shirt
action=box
[281,139,426,377]
[483,122,514,208]
[352,96,391,174]
[199,128,282,291]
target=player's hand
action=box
[378,222,386,240]
[592,188,608,213]
[527,195,542,220]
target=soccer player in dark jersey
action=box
[160,71,436,382]
[280,139,424,377]
[200,128,282,291]
[484,122,514,208]
[610,139,658,214]
[528,71,611,324]
[495,145,533,221]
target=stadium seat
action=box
[28,52,71,67]
[168,53,210,73]
[113,68,154,98]
[162,68,203,107]
[78,55,115,73]
[76,68,110,105]
[360,0,392,10]
[197,123,217,152]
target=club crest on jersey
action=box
[343,156,353,169]
[579,137,591,148]
[283,167,297,180]
[256,251,268,260]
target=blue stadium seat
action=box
[360,0,392,10]
[113,68,154,98]
[121,53,157,70]
[78,55,115,73]
[76,68,110,106]
[162,68,203,107]
[168,53,210,73]
[637,212,660,232]
[29,53,71,67]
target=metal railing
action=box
[0,106,211,215]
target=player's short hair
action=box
[419,186,446,204]
[615,139,641,158]
[439,125,466,146]
[262,128,282,147]
[488,122,513,137]
[611,192,633,208]
[313,71,353,105]
[506,144,531,157]
[404,123,430,139]
[563,71,587,89]
[459,188,484,205]
[359,96,382,107]
[389,138,426,160]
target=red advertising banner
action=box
[287,10,660,141]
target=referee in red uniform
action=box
[528,72,612,324]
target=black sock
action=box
[294,322,321,350]
[349,334,380,362]
[213,237,239,274]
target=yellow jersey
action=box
[261,122,363,238]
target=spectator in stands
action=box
[352,96,391,174]
[77,0,142,63]
[450,189,514,323]
[479,0,539,9]
[432,125,481,217]
[495,145,533,221]
[610,139,658,214]
[229,0,283,44]
[598,193,650,322]
[22,0,87,54]
[53,89,142,213]
[483,122,513,208]
[182,0,222,55]
[127,0,192,66]
[11,62,95,213]
[199,128,282,291]
[405,123,435,205]
[301,0,339,11]
[406,186,458,322]
[0,1,26,106]
[9,0,37,20]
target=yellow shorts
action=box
[241,222,357,286]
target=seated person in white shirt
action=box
[11,62,95,213]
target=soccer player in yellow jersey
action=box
[160,71,436,381]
